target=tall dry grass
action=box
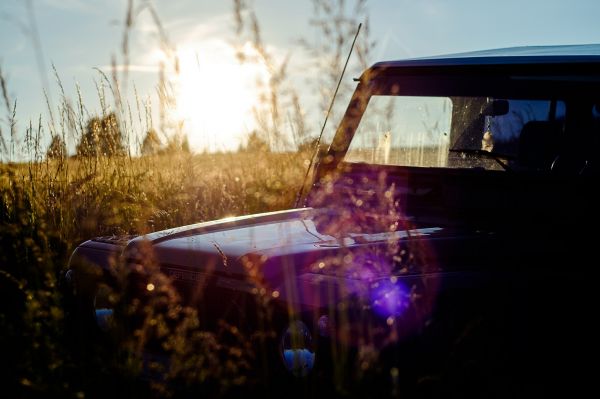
[2,132,313,397]
[0,26,308,399]
[1,120,309,398]
[0,1,380,397]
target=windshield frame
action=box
[316,62,600,181]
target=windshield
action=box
[344,95,566,171]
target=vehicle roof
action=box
[370,44,600,69]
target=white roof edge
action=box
[371,44,600,69]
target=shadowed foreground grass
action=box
[0,150,309,397]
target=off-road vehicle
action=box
[64,44,600,397]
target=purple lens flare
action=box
[370,278,411,319]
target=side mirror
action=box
[482,99,509,116]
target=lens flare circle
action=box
[371,279,410,319]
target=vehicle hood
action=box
[123,208,470,283]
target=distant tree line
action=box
[46,134,66,159]
[45,112,287,159]
[45,112,190,159]
[76,113,125,157]
[141,128,190,156]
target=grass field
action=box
[0,150,311,397]
[2,151,307,247]
[0,0,378,395]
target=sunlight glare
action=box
[156,41,269,152]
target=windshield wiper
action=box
[449,148,513,171]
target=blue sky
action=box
[2,0,600,156]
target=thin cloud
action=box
[97,64,159,73]
[39,0,95,13]
[135,13,233,44]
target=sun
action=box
[160,41,268,152]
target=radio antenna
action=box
[294,22,362,208]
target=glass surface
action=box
[345,95,566,171]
